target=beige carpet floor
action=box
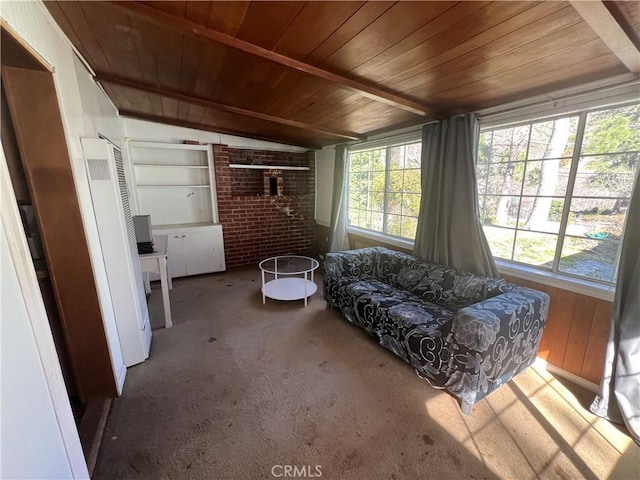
[94,267,639,480]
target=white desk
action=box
[139,235,172,328]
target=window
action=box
[478,104,640,284]
[348,142,421,240]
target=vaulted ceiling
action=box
[46,1,639,148]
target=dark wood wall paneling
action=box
[315,223,610,385]
[502,275,611,385]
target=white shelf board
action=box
[136,184,210,188]
[129,141,219,224]
[129,141,209,151]
[134,164,208,169]
[262,278,317,301]
[229,163,309,171]
[152,222,218,229]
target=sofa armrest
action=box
[323,248,379,281]
[323,248,380,305]
[445,288,550,407]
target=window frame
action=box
[346,139,422,242]
[478,102,640,289]
[341,100,636,301]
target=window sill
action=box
[347,227,414,251]
[495,260,615,302]
[345,227,615,302]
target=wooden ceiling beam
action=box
[118,110,322,150]
[106,1,435,117]
[96,72,366,141]
[570,1,640,74]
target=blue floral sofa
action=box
[323,247,550,413]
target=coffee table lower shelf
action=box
[262,277,318,306]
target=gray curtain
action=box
[590,169,640,445]
[328,145,350,252]
[413,113,499,277]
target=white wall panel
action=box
[0,145,88,477]
[74,55,124,145]
[0,224,76,480]
[0,7,131,476]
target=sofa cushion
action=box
[408,266,514,311]
[336,277,455,383]
[374,247,513,312]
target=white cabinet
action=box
[129,141,226,277]
[154,224,225,278]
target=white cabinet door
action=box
[155,225,225,278]
[166,233,187,278]
[184,228,225,275]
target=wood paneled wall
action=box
[316,223,610,385]
[501,275,610,385]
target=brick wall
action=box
[214,145,316,267]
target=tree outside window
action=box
[348,142,421,240]
[478,103,640,283]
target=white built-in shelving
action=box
[128,141,225,276]
[129,141,219,227]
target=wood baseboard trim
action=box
[535,358,600,394]
[78,397,112,477]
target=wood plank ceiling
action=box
[45,1,639,148]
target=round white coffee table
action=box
[259,255,319,307]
